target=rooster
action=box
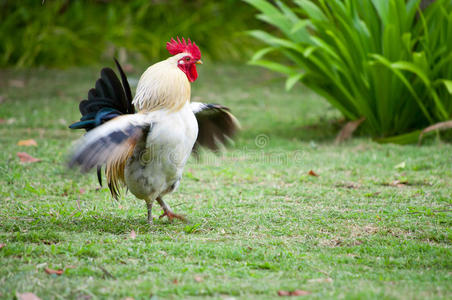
[69,37,239,224]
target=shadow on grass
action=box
[4,212,186,237]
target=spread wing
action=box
[190,102,240,152]
[68,113,152,173]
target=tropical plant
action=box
[0,0,258,68]
[245,0,452,142]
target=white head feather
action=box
[133,53,191,112]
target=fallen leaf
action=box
[0,243,5,249]
[418,120,452,145]
[17,152,41,163]
[129,230,136,239]
[394,161,406,170]
[335,117,365,144]
[194,275,203,282]
[9,79,25,87]
[44,268,64,275]
[291,290,311,296]
[277,291,290,296]
[336,182,360,189]
[16,293,41,300]
[79,188,86,194]
[391,180,408,187]
[172,278,179,284]
[278,290,311,297]
[308,278,333,283]
[308,170,319,177]
[17,139,38,147]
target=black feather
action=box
[69,59,135,187]
[97,166,103,187]
[114,58,134,114]
[193,104,239,153]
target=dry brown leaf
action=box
[9,79,25,88]
[336,182,360,189]
[391,180,408,187]
[0,243,5,249]
[172,278,179,284]
[129,230,136,239]
[16,293,41,300]
[418,120,452,145]
[194,275,203,282]
[277,291,290,296]
[291,290,311,296]
[308,278,333,283]
[17,139,38,147]
[335,117,365,144]
[17,152,41,163]
[44,268,64,275]
[308,170,319,177]
[278,290,311,297]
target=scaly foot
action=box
[159,209,186,222]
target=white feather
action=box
[133,53,191,112]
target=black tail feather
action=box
[69,59,134,187]
[114,58,134,114]
[97,166,103,187]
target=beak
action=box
[196,60,203,65]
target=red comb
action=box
[166,37,201,60]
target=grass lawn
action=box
[0,63,451,299]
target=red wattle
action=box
[178,63,198,82]
[187,64,198,82]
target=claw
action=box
[159,210,186,222]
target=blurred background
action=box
[0,0,260,67]
[0,0,451,142]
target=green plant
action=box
[0,65,451,299]
[0,0,258,68]
[245,0,452,142]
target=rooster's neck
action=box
[133,58,191,112]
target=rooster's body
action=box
[69,38,238,223]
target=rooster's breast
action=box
[124,103,198,200]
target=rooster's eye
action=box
[185,57,190,61]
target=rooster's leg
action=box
[145,199,153,225]
[156,196,186,222]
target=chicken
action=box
[69,37,239,224]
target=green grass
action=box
[0,63,451,299]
